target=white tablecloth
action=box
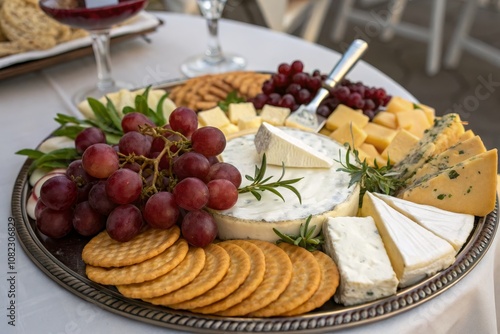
[0,12,498,334]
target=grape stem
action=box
[117,125,191,199]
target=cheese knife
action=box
[285,39,369,132]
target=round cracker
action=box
[190,240,266,315]
[168,241,251,310]
[85,238,189,285]
[215,240,292,317]
[0,41,28,57]
[145,243,230,306]
[82,226,180,267]
[247,243,321,317]
[1,0,60,38]
[116,246,205,299]
[281,251,339,316]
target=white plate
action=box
[0,11,161,69]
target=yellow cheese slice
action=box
[391,113,465,181]
[398,149,498,216]
[408,135,487,185]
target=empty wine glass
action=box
[181,0,246,77]
[39,0,149,104]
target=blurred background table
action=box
[0,11,498,334]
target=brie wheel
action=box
[212,128,360,242]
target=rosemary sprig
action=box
[336,145,403,206]
[273,215,324,251]
[238,153,303,203]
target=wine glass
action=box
[180,0,246,77]
[39,0,149,104]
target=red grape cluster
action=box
[35,107,242,248]
[249,60,392,120]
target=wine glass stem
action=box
[205,18,224,64]
[90,30,116,92]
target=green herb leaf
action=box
[155,92,169,126]
[52,125,87,139]
[238,153,303,204]
[336,145,403,207]
[273,215,324,251]
[18,147,80,173]
[217,90,246,112]
[15,149,45,160]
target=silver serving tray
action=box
[11,77,499,332]
[11,156,499,333]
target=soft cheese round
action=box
[211,128,360,242]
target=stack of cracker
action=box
[169,72,271,112]
[0,0,87,57]
[82,226,340,317]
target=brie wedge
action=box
[212,128,359,242]
[373,193,474,253]
[254,122,334,168]
[323,216,398,306]
[360,192,456,288]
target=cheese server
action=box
[285,39,368,132]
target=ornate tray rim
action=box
[11,156,499,333]
[10,75,500,331]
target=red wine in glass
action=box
[39,0,149,104]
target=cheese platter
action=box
[11,65,499,332]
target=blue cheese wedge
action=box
[391,113,465,181]
[373,193,474,253]
[360,192,456,288]
[212,128,360,242]
[323,216,398,306]
[398,149,498,217]
[254,122,334,168]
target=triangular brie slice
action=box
[360,192,456,288]
[254,122,333,168]
[373,193,474,253]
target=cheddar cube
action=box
[416,103,436,124]
[395,109,431,138]
[219,123,240,137]
[259,105,290,126]
[373,111,397,129]
[363,123,397,151]
[198,106,231,128]
[325,104,370,131]
[319,127,332,137]
[237,116,262,131]
[385,96,414,113]
[360,143,380,157]
[228,102,257,124]
[329,122,367,149]
[381,129,420,164]
[357,143,387,167]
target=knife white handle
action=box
[306,39,369,109]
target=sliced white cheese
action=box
[323,216,398,306]
[360,192,456,288]
[212,127,359,242]
[38,136,75,153]
[373,193,474,253]
[254,122,334,168]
